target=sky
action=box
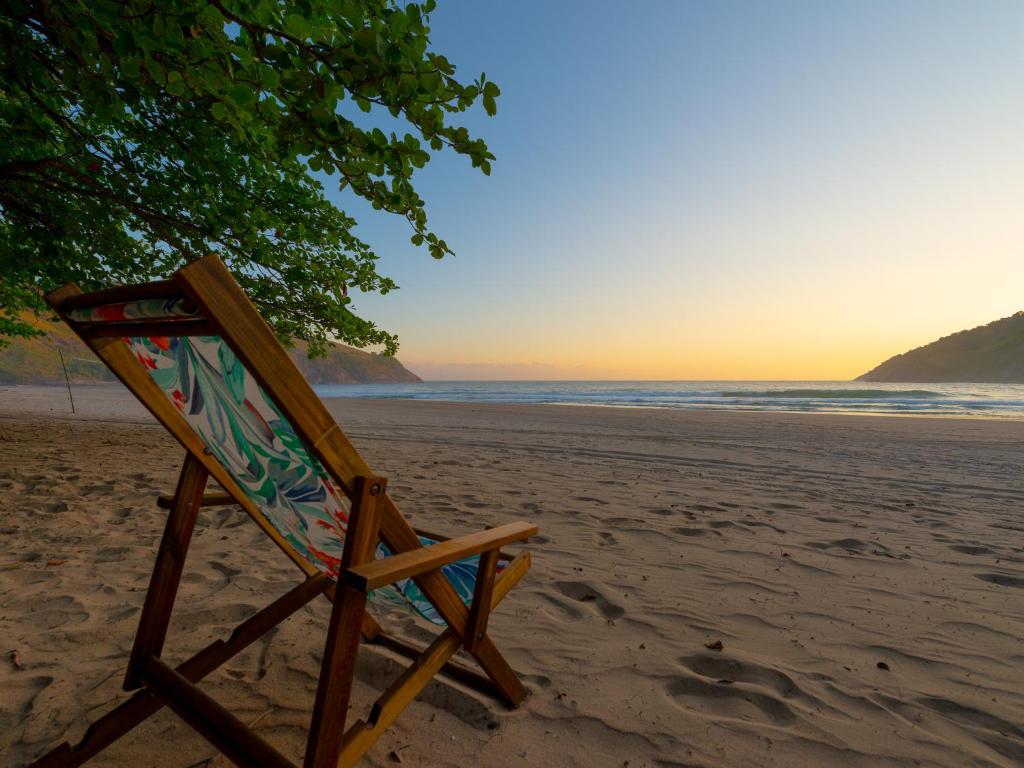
[330,1,1024,381]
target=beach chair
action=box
[31,254,537,768]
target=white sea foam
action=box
[314,381,1024,418]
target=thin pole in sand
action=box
[58,348,76,414]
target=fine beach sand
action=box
[2,385,1023,767]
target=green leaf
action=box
[228,84,254,106]
[259,66,279,90]
[284,13,310,38]
[198,5,225,30]
[144,57,166,84]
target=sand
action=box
[1,384,1023,767]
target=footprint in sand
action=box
[605,516,643,527]
[31,595,89,629]
[94,546,131,562]
[949,544,994,556]
[915,697,1024,762]
[739,520,787,534]
[677,654,800,699]
[805,538,893,557]
[974,573,1024,588]
[693,504,726,513]
[553,580,625,620]
[671,526,718,538]
[663,673,796,726]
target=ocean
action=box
[314,381,1024,419]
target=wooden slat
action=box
[471,635,526,706]
[142,658,296,768]
[465,549,498,653]
[57,280,183,311]
[27,575,331,768]
[303,586,367,768]
[345,522,537,592]
[342,477,387,567]
[492,551,531,607]
[124,454,209,690]
[157,491,235,510]
[413,526,515,562]
[79,318,217,338]
[336,630,461,768]
[304,477,385,768]
[369,633,498,698]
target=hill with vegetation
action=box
[0,315,420,385]
[857,312,1024,383]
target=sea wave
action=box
[314,381,1024,418]
[720,389,946,399]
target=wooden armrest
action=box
[412,526,515,562]
[345,521,537,592]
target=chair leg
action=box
[304,584,368,768]
[469,637,527,706]
[304,475,386,768]
[124,453,209,690]
[27,574,331,767]
[464,549,498,653]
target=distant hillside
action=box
[857,312,1024,383]
[287,338,421,384]
[0,315,420,385]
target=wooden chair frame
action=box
[30,255,537,768]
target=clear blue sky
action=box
[330,1,1024,380]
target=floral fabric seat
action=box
[121,333,493,624]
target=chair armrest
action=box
[412,526,515,562]
[345,521,537,593]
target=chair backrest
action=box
[49,256,372,581]
[128,333,352,575]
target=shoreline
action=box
[4,383,1024,425]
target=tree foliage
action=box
[0,0,499,353]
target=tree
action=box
[0,0,499,354]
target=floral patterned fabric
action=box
[123,335,494,625]
[68,298,195,322]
